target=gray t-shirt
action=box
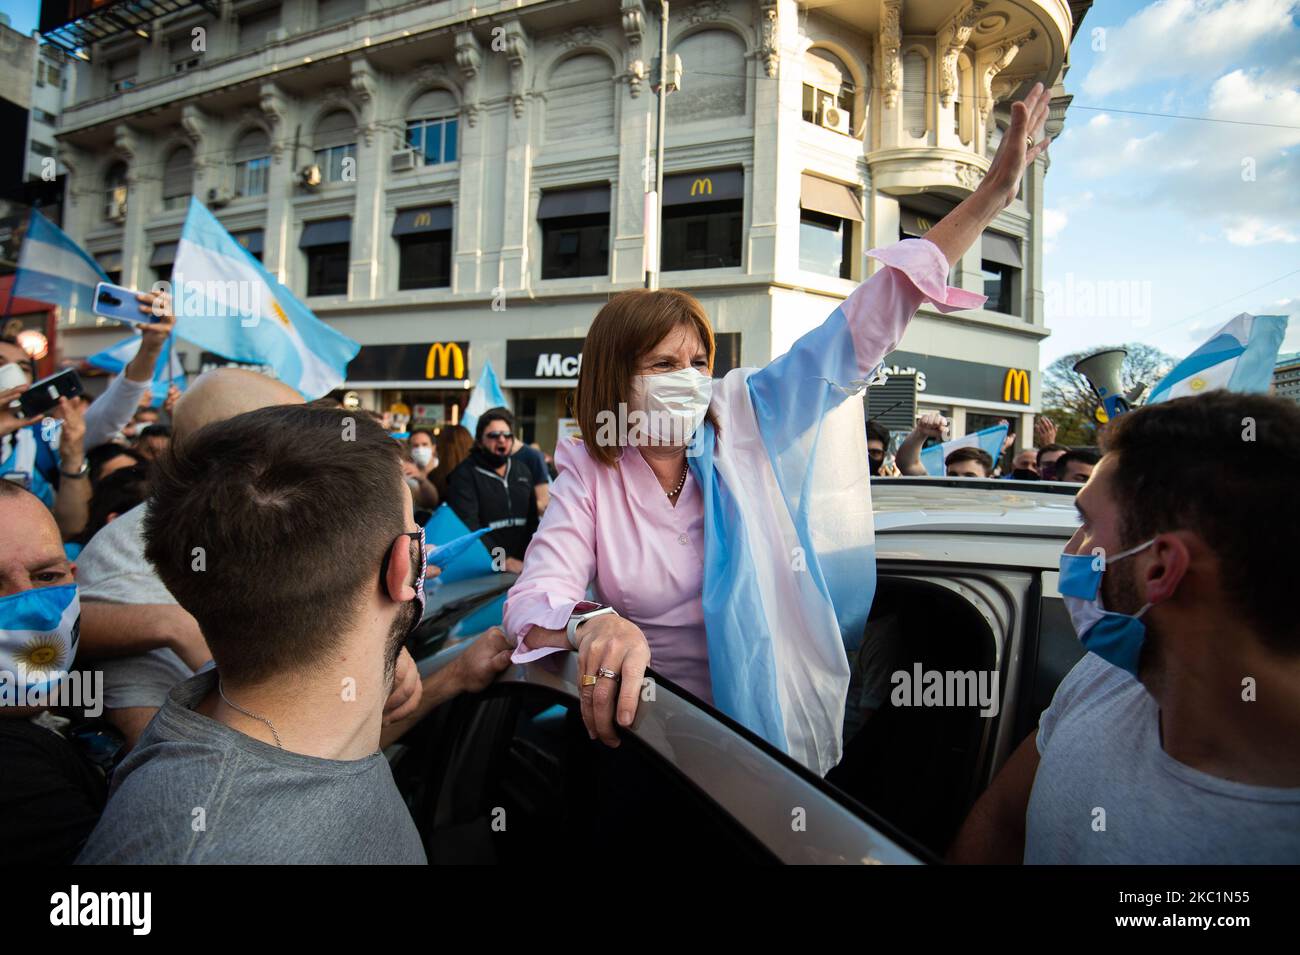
[77,670,427,864]
[1025,653,1300,864]
[76,503,194,709]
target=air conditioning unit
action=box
[820,104,850,135]
[299,164,322,189]
[390,149,420,173]
[207,187,234,208]
[109,199,127,223]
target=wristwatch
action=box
[566,601,617,650]
[60,460,89,480]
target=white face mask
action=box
[410,445,435,469]
[630,367,712,446]
[0,362,29,392]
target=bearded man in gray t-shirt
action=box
[948,393,1300,865]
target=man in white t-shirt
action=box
[949,391,1300,864]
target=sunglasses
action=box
[485,431,513,441]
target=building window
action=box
[393,206,453,290]
[313,110,357,182]
[801,48,856,135]
[233,128,271,197]
[108,55,137,92]
[538,185,610,280]
[31,141,56,159]
[798,174,860,280]
[233,230,264,263]
[405,116,458,166]
[37,61,64,88]
[150,241,177,286]
[300,218,351,296]
[318,0,364,27]
[104,162,128,221]
[95,251,122,287]
[238,6,281,48]
[903,52,927,137]
[33,109,58,127]
[546,54,616,143]
[659,169,744,272]
[669,29,746,121]
[162,147,193,211]
[980,230,1022,316]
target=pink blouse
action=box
[503,440,712,701]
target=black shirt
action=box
[445,451,538,561]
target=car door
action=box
[393,647,924,864]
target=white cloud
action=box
[1225,219,1300,244]
[1082,0,1299,97]
[1042,208,1068,252]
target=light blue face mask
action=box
[1058,539,1155,676]
[0,583,80,693]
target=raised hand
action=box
[982,81,1053,210]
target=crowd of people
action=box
[1,81,1294,865]
[867,411,1099,483]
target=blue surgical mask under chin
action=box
[0,583,81,693]
[1058,539,1155,677]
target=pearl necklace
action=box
[667,458,689,498]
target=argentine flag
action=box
[919,423,1009,476]
[461,360,508,438]
[171,199,359,398]
[1147,313,1289,404]
[86,334,186,407]
[11,209,107,325]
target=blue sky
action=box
[6,0,1296,367]
[1042,0,1300,364]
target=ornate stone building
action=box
[52,0,1089,450]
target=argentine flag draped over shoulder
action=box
[172,199,359,398]
[1147,313,1289,404]
[690,239,985,774]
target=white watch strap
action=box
[566,605,616,650]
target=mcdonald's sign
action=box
[426,342,466,380]
[690,177,713,197]
[413,211,432,228]
[1003,368,1030,404]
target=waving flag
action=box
[11,209,107,324]
[919,423,1009,476]
[86,334,186,406]
[171,199,359,398]
[1147,313,1289,404]
[461,360,508,438]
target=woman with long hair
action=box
[429,423,473,502]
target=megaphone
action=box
[1073,348,1130,420]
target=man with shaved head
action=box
[76,368,308,746]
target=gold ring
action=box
[581,674,598,687]
[1026,135,1036,150]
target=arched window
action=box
[406,89,459,165]
[546,54,616,143]
[670,29,746,121]
[103,161,128,220]
[902,51,927,137]
[233,128,271,197]
[313,109,357,182]
[802,48,857,135]
[162,146,192,210]
[955,55,974,144]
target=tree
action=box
[1041,343,1177,446]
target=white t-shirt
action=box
[1025,653,1300,864]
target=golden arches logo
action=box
[425,342,465,380]
[413,211,432,228]
[1003,368,1030,404]
[690,177,713,197]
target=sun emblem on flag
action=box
[270,298,291,329]
[14,637,67,671]
[1189,377,1207,391]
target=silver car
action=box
[393,478,1082,864]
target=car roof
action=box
[870,477,1079,568]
